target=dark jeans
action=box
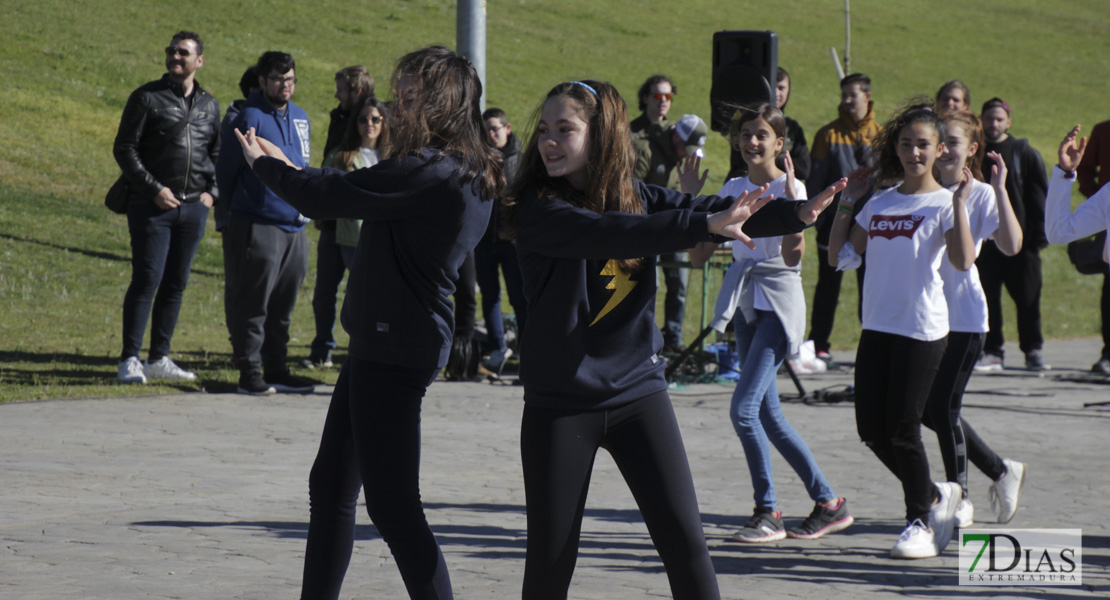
[474,238,527,351]
[520,391,719,600]
[121,199,208,360]
[977,241,1043,356]
[301,359,450,600]
[659,252,689,347]
[854,330,946,524]
[1102,274,1110,359]
[921,332,1005,498]
[309,229,354,360]
[225,218,308,372]
[453,252,477,339]
[808,254,865,354]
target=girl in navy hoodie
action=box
[505,80,846,599]
[236,46,501,600]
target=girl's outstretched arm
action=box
[706,189,776,249]
[945,167,977,271]
[987,150,1023,255]
[826,168,869,267]
[1046,125,1109,245]
[780,155,805,267]
[797,178,848,225]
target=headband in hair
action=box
[569,81,599,98]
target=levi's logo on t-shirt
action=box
[869,214,925,240]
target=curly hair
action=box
[872,99,946,186]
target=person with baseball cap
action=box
[633,113,708,352]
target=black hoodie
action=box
[514,182,808,408]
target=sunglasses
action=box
[165,46,192,58]
[652,92,674,102]
[358,115,384,125]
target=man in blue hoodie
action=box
[217,51,314,395]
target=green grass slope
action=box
[1,0,1108,400]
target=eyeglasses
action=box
[165,46,192,58]
[267,75,298,86]
[652,93,674,102]
[358,115,384,125]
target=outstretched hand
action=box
[234,127,266,168]
[234,127,298,169]
[953,166,973,204]
[783,152,798,200]
[707,184,773,249]
[677,155,708,196]
[986,150,1008,189]
[1057,125,1087,173]
[797,178,849,224]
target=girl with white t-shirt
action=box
[827,104,975,559]
[691,104,852,544]
[922,111,1027,528]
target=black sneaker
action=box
[237,370,276,396]
[1024,349,1051,371]
[787,498,854,540]
[731,508,786,543]
[266,369,316,394]
[1092,357,1110,375]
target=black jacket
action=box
[113,74,221,203]
[514,182,808,409]
[254,150,492,368]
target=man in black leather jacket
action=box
[112,30,220,385]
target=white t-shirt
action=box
[719,173,808,310]
[939,179,997,333]
[855,186,956,341]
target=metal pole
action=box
[456,0,487,111]
[829,48,845,81]
[844,0,851,74]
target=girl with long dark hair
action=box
[828,103,975,559]
[236,46,502,599]
[505,80,845,598]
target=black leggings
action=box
[854,330,946,524]
[520,391,719,600]
[300,359,451,600]
[922,331,1005,496]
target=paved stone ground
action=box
[2,338,1108,599]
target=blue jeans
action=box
[121,199,208,360]
[474,238,527,352]
[731,310,835,510]
[309,229,353,360]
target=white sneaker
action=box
[891,519,936,559]
[144,356,197,381]
[973,352,1003,372]
[989,458,1026,524]
[117,356,147,384]
[481,347,513,372]
[954,498,974,528]
[930,481,962,554]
